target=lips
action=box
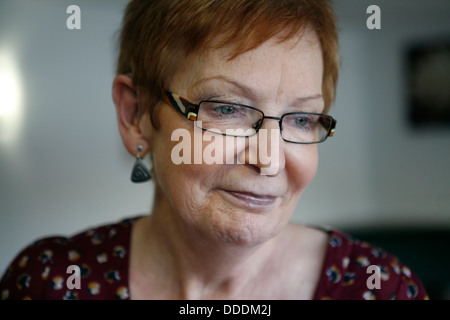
[221,189,278,209]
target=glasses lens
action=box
[196,102,263,137]
[281,113,332,143]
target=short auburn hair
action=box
[116,0,339,125]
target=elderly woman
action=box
[1,0,427,300]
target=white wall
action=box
[1,0,449,276]
[297,0,450,228]
[0,0,152,276]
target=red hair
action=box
[116,0,339,124]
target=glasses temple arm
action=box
[162,90,199,121]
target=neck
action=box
[133,186,277,299]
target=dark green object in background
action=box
[348,227,450,300]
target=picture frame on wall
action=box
[406,39,450,128]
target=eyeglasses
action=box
[162,90,336,144]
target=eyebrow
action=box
[190,75,323,103]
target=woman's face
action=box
[146,28,324,245]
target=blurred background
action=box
[1,0,449,299]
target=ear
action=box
[112,74,151,157]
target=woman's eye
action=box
[295,117,309,127]
[215,105,236,115]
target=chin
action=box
[207,207,289,247]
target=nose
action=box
[252,116,282,132]
[238,118,286,176]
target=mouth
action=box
[220,189,278,210]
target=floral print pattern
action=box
[0,217,428,300]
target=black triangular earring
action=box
[131,145,152,183]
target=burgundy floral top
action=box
[0,217,429,300]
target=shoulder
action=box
[314,228,429,300]
[0,216,140,300]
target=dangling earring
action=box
[130,145,151,183]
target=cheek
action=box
[151,122,223,198]
[286,145,319,193]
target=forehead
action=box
[170,28,323,100]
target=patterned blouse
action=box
[0,216,429,300]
